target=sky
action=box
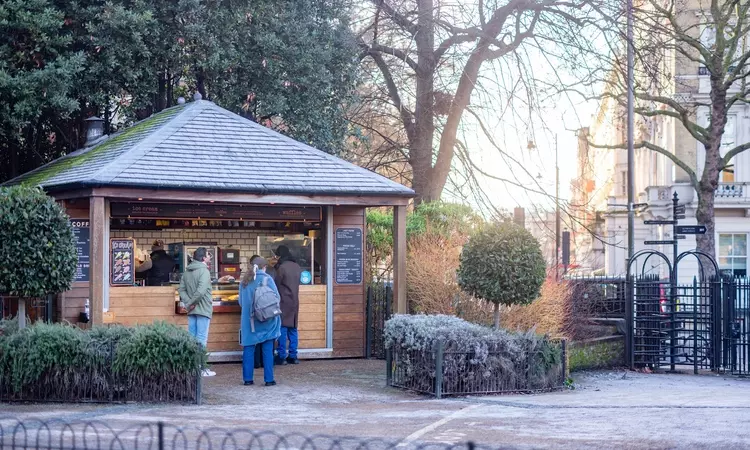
[444,58,600,216]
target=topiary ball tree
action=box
[0,186,77,326]
[458,222,546,329]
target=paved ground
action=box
[2,360,750,449]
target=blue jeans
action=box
[243,340,275,383]
[277,327,298,359]
[188,315,211,348]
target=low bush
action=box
[385,314,563,395]
[0,320,204,402]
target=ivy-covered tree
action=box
[0,0,359,183]
[458,222,546,329]
[0,186,77,327]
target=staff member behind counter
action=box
[135,240,176,286]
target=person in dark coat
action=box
[274,245,302,365]
[136,240,176,286]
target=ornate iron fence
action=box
[0,418,501,450]
[387,341,567,398]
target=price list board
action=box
[335,228,363,285]
[70,219,90,282]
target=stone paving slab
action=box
[2,360,749,449]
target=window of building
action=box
[721,115,737,182]
[620,171,627,196]
[719,233,747,277]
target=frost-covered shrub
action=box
[385,314,563,394]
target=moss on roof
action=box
[19,105,187,187]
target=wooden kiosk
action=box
[7,99,413,360]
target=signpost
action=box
[675,225,707,235]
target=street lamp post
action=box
[627,0,635,265]
[555,135,561,282]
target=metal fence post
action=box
[561,339,568,383]
[365,285,372,359]
[195,371,202,405]
[625,276,634,369]
[693,278,698,375]
[158,421,164,450]
[386,347,393,387]
[435,341,444,399]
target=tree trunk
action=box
[410,0,436,204]
[493,302,500,329]
[695,185,716,277]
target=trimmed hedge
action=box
[385,314,563,395]
[0,319,206,402]
[0,186,77,297]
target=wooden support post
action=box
[393,205,407,314]
[89,196,105,325]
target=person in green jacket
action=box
[178,247,215,377]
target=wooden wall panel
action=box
[58,200,91,323]
[107,285,327,353]
[332,206,366,358]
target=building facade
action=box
[572,2,750,281]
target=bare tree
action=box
[553,0,750,263]
[355,0,587,204]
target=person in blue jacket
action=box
[239,255,281,386]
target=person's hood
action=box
[187,260,208,271]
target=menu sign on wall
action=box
[111,203,322,222]
[69,219,90,282]
[110,239,135,285]
[335,228,363,285]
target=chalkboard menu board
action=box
[69,219,90,282]
[335,228,363,285]
[110,239,135,285]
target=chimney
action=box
[85,116,104,146]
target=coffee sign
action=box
[69,219,90,282]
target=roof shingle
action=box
[7,101,414,198]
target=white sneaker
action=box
[202,368,216,377]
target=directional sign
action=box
[644,220,676,225]
[675,214,686,220]
[645,240,677,245]
[675,225,707,235]
[674,205,686,214]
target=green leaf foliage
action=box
[0,0,359,182]
[113,321,206,377]
[0,321,204,400]
[458,222,546,307]
[0,185,77,297]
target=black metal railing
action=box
[366,282,392,359]
[566,276,627,319]
[722,277,750,376]
[626,275,750,376]
[0,418,504,450]
[387,341,566,398]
